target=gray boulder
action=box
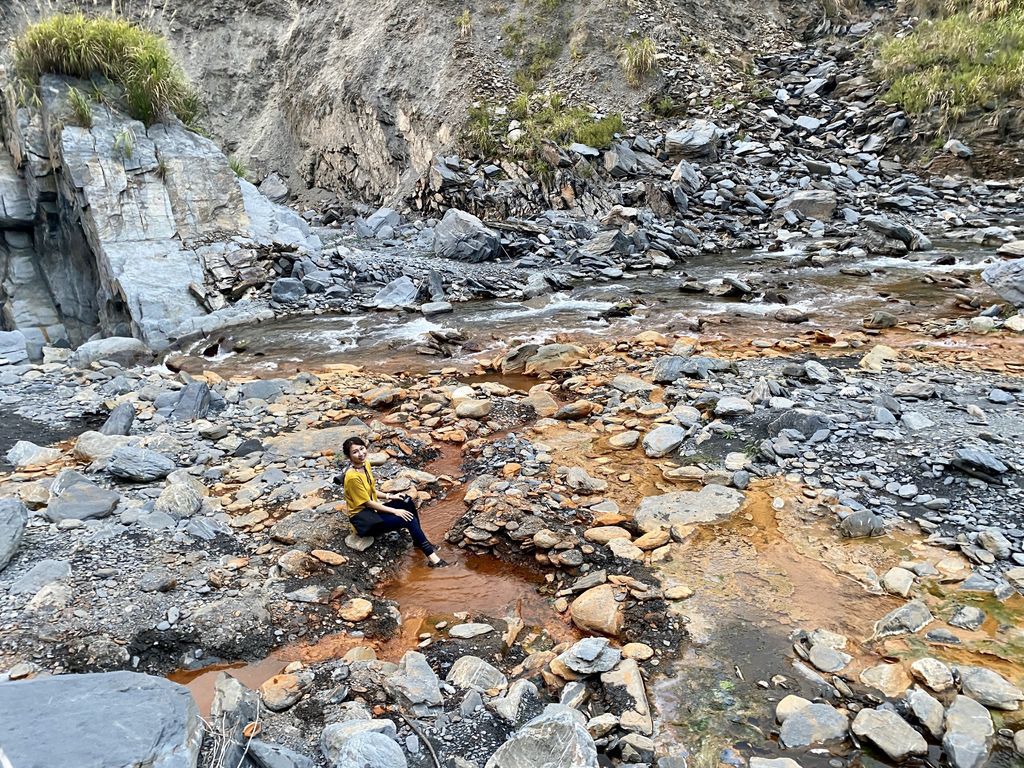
[983,259,1024,307]
[320,721,403,768]
[778,702,848,748]
[271,278,307,304]
[840,509,885,538]
[664,120,723,159]
[0,329,29,363]
[446,655,507,691]
[370,276,419,310]
[258,173,290,203]
[10,558,71,595]
[98,402,136,436]
[873,600,933,638]
[107,446,176,482]
[851,708,927,761]
[485,709,598,768]
[248,740,314,768]
[671,159,705,194]
[69,337,153,368]
[642,425,686,458]
[0,671,201,768]
[170,382,211,421]
[0,497,28,572]
[955,666,1024,710]
[6,440,62,469]
[863,215,931,251]
[773,190,837,221]
[45,480,121,522]
[556,637,622,675]
[384,651,443,714]
[211,673,260,768]
[943,695,993,768]
[433,208,501,262]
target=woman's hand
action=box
[388,507,414,522]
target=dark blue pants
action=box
[364,497,436,556]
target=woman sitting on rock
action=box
[340,436,449,567]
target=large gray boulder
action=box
[485,709,598,768]
[0,497,28,572]
[69,337,153,368]
[0,670,201,768]
[664,120,723,159]
[0,329,30,363]
[322,731,405,768]
[851,708,927,761]
[107,445,176,482]
[955,666,1024,710]
[983,259,1024,307]
[433,208,501,262]
[44,479,121,522]
[773,189,837,221]
[370,276,419,309]
[943,695,993,768]
[383,650,443,715]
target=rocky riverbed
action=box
[1,275,1024,767]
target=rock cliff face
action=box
[0,73,321,358]
[0,0,797,204]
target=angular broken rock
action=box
[384,651,442,714]
[107,446,176,482]
[955,666,1024,710]
[851,708,927,761]
[906,686,945,740]
[601,658,652,735]
[557,637,621,675]
[943,695,994,768]
[910,657,954,692]
[446,655,507,691]
[0,671,202,768]
[484,708,598,768]
[0,497,29,572]
[634,485,745,532]
[873,601,933,638]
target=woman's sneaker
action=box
[428,558,451,568]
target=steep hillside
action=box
[1,0,814,203]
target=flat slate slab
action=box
[0,670,202,768]
[634,485,746,532]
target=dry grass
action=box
[878,6,1024,123]
[11,12,202,127]
[621,37,657,87]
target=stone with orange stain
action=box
[259,672,312,711]
[633,529,670,551]
[583,526,632,544]
[311,549,348,566]
[278,550,322,577]
[592,511,629,526]
[339,598,374,622]
[860,663,912,697]
[570,584,624,636]
[502,463,522,478]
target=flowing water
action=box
[176,244,997,379]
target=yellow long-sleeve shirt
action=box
[343,462,378,517]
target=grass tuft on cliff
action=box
[12,13,203,128]
[465,92,622,163]
[878,3,1024,123]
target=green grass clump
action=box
[228,156,250,180]
[621,37,657,87]
[878,7,1024,123]
[464,91,622,163]
[66,86,93,127]
[12,13,203,128]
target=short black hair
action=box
[342,436,367,458]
